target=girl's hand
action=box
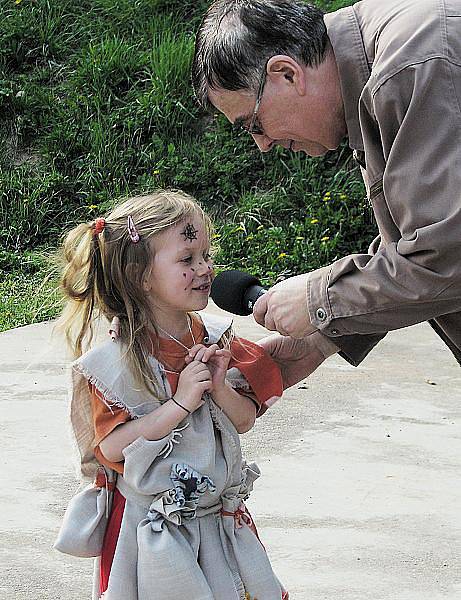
[175,360,212,412]
[186,344,232,391]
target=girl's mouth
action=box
[192,282,211,292]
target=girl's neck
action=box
[152,309,191,340]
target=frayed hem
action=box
[73,363,138,418]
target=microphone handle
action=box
[243,285,267,313]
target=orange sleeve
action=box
[90,385,131,446]
[90,384,131,474]
[229,337,283,414]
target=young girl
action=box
[54,190,288,599]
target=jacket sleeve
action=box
[335,332,386,367]
[307,58,461,343]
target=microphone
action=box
[211,270,267,316]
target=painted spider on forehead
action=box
[181,222,198,242]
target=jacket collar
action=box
[324,6,370,152]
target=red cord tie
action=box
[95,469,115,491]
[221,503,253,529]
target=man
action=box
[192,0,461,387]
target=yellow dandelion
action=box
[321,236,330,242]
[153,169,160,175]
[310,218,319,224]
[340,193,347,200]
[88,204,98,210]
[277,252,287,259]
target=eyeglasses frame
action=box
[245,61,269,136]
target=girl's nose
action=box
[195,260,211,276]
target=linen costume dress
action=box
[55,312,287,600]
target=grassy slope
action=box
[0,0,371,331]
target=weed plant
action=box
[0,0,372,332]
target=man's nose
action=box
[251,134,274,153]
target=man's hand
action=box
[257,331,339,389]
[253,274,316,338]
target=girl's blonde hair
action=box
[58,190,213,394]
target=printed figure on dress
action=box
[54,189,289,600]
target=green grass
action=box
[0,0,365,333]
[0,250,61,332]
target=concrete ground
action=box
[1,302,461,599]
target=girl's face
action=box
[144,217,214,319]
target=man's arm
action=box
[307,60,461,337]
[256,59,461,348]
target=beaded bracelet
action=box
[171,397,191,415]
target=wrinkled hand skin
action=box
[252,274,316,338]
[257,331,338,390]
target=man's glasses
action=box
[236,62,268,136]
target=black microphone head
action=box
[211,270,262,315]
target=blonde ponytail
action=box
[58,222,101,357]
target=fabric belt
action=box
[116,475,223,518]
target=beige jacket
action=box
[307,0,461,366]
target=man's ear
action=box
[266,55,306,95]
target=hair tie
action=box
[93,218,106,236]
[127,215,140,243]
[109,316,120,341]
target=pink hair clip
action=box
[109,316,120,341]
[127,215,140,243]
[93,217,106,236]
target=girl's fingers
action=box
[214,348,231,359]
[195,347,209,362]
[183,359,209,376]
[196,368,212,381]
[200,344,220,363]
[188,344,206,360]
[188,360,211,376]
[199,381,213,394]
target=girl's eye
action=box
[181,256,192,263]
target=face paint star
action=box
[181,223,198,242]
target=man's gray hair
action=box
[192,0,327,110]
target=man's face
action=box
[208,55,346,157]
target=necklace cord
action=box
[156,314,197,351]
